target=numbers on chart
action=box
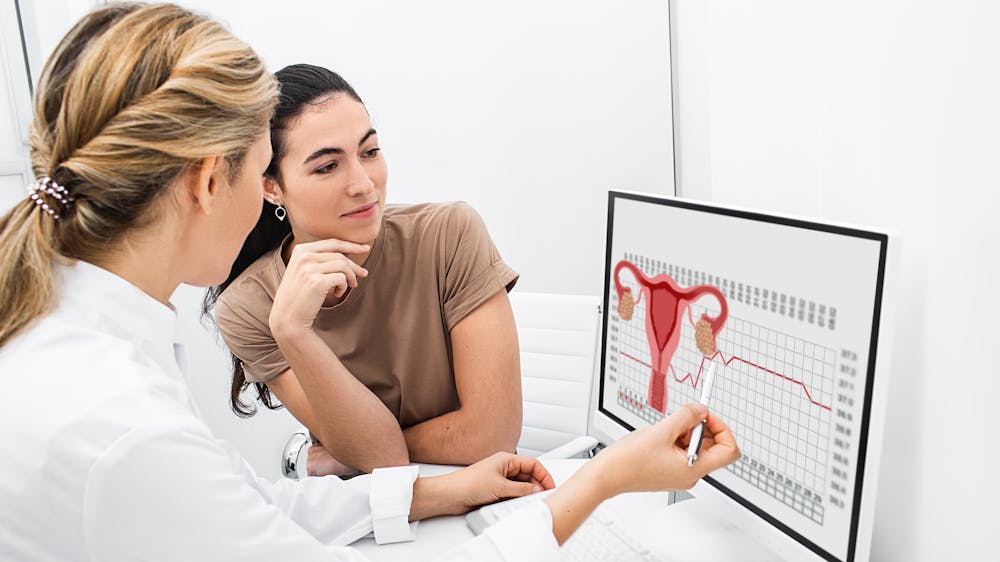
[829,348,861,511]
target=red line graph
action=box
[619,350,833,412]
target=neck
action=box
[91,231,181,306]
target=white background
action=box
[671,2,1000,560]
[3,1,998,560]
[182,0,677,298]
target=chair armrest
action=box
[281,428,310,479]
[537,436,600,460]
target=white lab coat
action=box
[0,260,562,561]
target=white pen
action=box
[686,360,717,466]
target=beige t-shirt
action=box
[214,202,518,428]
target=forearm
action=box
[543,458,616,545]
[274,327,408,472]
[403,407,519,464]
[427,291,522,464]
[408,475,460,522]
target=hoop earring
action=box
[274,205,286,222]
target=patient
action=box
[207,64,521,475]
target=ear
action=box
[185,156,225,215]
[263,176,283,206]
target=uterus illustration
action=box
[613,260,729,414]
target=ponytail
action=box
[1,3,276,351]
[0,201,61,347]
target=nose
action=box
[344,158,375,197]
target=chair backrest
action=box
[508,292,601,457]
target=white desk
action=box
[351,459,671,561]
[350,458,794,562]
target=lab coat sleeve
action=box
[82,416,563,561]
[436,502,566,561]
[259,462,420,545]
[80,417,394,561]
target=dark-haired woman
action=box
[209,65,523,475]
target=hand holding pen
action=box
[686,360,717,466]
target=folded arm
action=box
[403,290,522,464]
[266,331,409,473]
[268,290,521,471]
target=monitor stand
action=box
[634,494,791,561]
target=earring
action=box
[274,204,286,222]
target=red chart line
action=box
[619,351,833,412]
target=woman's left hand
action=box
[306,445,361,478]
[410,452,555,520]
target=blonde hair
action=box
[0,2,277,347]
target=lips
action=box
[342,202,377,218]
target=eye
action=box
[315,161,338,174]
[362,147,381,159]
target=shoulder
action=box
[2,314,172,392]
[215,250,281,334]
[0,316,196,448]
[384,201,486,237]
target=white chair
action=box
[280,291,603,477]
[509,292,601,459]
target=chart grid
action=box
[608,258,835,524]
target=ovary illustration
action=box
[613,260,729,413]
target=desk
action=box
[350,458,795,562]
[351,459,671,561]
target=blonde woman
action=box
[0,3,739,560]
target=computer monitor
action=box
[589,190,897,562]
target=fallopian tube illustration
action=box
[613,260,729,413]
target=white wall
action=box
[672,1,1000,560]
[180,0,676,296]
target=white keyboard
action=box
[466,491,664,562]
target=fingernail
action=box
[532,485,542,494]
[691,403,708,416]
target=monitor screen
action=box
[597,191,890,562]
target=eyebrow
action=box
[302,128,378,165]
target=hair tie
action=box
[27,176,74,221]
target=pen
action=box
[686,360,717,466]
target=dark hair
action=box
[203,64,364,417]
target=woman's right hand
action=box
[544,403,739,544]
[269,239,370,339]
[593,402,739,494]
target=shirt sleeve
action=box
[214,294,290,384]
[439,202,519,331]
[81,417,415,561]
[436,502,565,561]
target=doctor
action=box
[0,3,738,561]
